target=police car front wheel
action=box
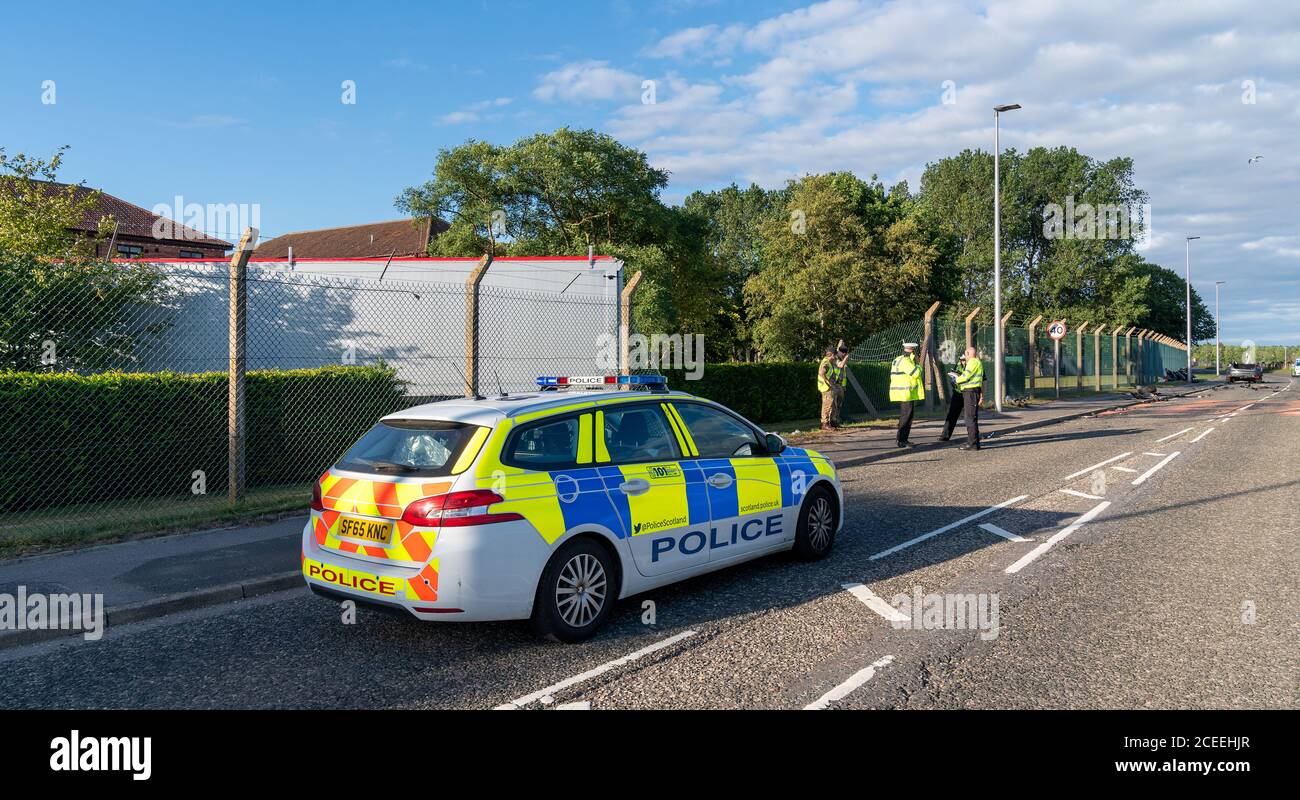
[531,537,617,643]
[793,486,837,561]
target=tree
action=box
[396,128,729,349]
[0,146,113,259]
[681,183,785,360]
[744,173,939,360]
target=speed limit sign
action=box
[1047,321,1067,340]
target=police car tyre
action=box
[531,536,617,643]
[792,485,837,561]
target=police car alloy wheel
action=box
[532,537,617,643]
[792,486,837,561]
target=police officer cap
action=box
[902,341,918,349]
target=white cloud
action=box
[533,61,642,103]
[580,0,1300,341]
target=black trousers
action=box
[896,400,914,444]
[941,390,964,439]
[961,389,981,446]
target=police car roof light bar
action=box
[535,375,668,392]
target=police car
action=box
[302,375,842,642]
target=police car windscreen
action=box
[336,421,473,476]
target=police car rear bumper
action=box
[301,518,553,622]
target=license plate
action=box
[336,515,394,545]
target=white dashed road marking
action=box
[1156,427,1193,443]
[1112,466,1139,473]
[1005,501,1111,575]
[1063,452,1133,481]
[1191,427,1215,443]
[978,522,1030,542]
[1059,488,1105,500]
[804,655,896,710]
[842,583,909,623]
[1131,452,1181,486]
[868,495,1029,560]
[494,630,697,709]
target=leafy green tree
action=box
[0,146,113,258]
[744,173,939,360]
[397,128,730,348]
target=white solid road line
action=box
[842,583,910,623]
[1005,501,1111,575]
[804,655,896,710]
[978,522,1031,542]
[868,495,1030,560]
[494,630,697,709]
[1059,488,1105,500]
[1155,427,1193,443]
[1131,452,1181,486]
[1191,427,1215,443]
[1063,452,1133,481]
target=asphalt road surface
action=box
[3,379,1296,710]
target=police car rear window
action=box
[336,421,474,477]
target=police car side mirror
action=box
[765,433,787,454]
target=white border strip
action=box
[1063,452,1133,481]
[804,655,895,710]
[868,495,1029,560]
[1005,501,1111,574]
[1131,452,1181,486]
[842,583,909,623]
[494,630,697,709]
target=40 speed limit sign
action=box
[1047,321,1067,340]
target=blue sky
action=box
[4,0,1298,343]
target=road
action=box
[2,379,1296,710]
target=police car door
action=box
[669,402,790,563]
[598,403,710,577]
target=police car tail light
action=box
[400,490,524,527]
[310,483,324,512]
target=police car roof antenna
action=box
[494,370,507,398]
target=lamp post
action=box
[992,102,1021,412]
[1214,280,1226,375]
[1185,236,1199,383]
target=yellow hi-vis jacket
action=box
[817,356,847,393]
[955,356,985,391]
[889,353,924,402]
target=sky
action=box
[3,0,1298,344]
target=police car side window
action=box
[602,406,680,464]
[507,417,581,468]
[674,403,760,458]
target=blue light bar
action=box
[535,375,667,389]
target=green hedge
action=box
[661,361,896,424]
[0,366,405,514]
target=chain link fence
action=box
[0,259,618,552]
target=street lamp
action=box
[992,102,1021,412]
[1214,280,1226,375]
[1185,236,1200,383]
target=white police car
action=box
[303,375,842,641]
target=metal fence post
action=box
[1125,327,1135,386]
[464,253,492,398]
[227,227,259,504]
[1076,322,1090,390]
[998,310,1013,402]
[964,307,980,350]
[1111,325,1120,389]
[1026,315,1042,400]
[922,301,941,411]
[1094,325,1103,392]
[620,270,643,380]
